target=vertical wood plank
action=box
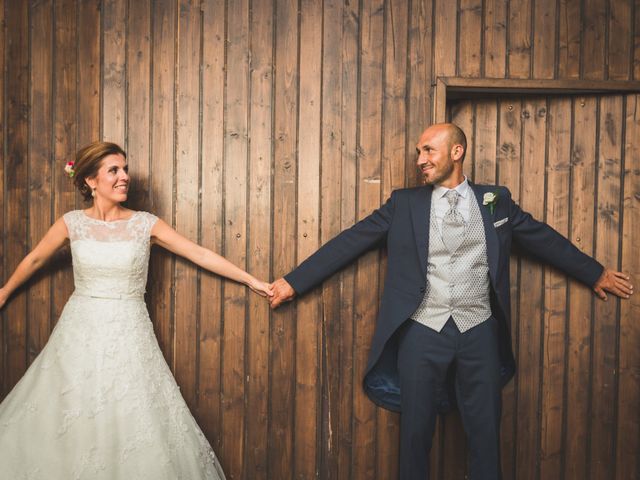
[434,0,457,76]
[102,0,126,144]
[222,0,250,476]
[353,0,384,477]
[377,0,408,476]
[557,0,581,79]
[474,99,498,184]
[77,0,101,146]
[294,1,322,476]
[126,0,151,209]
[582,0,606,80]
[320,0,343,477]
[507,0,531,78]
[28,0,53,362]
[514,97,546,480]
[496,98,522,480]
[484,0,507,78]
[565,96,597,480]
[407,0,432,187]
[198,0,225,456]
[608,0,632,80]
[539,97,571,480]
[458,0,482,77]
[615,94,640,480]
[590,95,623,480]
[269,0,298,476]
[174,0,200,417]
[245,0,272,476]
[338,1,360,477]
[4,0,30,392]
[148,0,175,376]
[52,0,77,323]
[532,0,556,79]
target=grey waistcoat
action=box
[410,192,492,333]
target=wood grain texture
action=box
[269,0,298,477]
[245,0,272,476]
[565,96,597,480]
[458,0,482,77]
[532,0,555,79]
[102,0,126,144]
[496,98,522,480]
[615,94,640,480]
[590,94,623,480]
[507,0,532,78]
[4,0,29,392]
[539,97,571,480]
[557,0,581,79]
[434,0,457,76]
[52,0,77,325]
[483,0,507,77]
[28,0,54,363]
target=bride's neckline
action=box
[82,210,138,224]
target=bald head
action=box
[419,123,467,162]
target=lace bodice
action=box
[63,210,158,299]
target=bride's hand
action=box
[247,278,274,298]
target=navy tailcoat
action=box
[285,183,603,412]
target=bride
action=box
[0,141,272,479]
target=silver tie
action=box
[441,190,465,253]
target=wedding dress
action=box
[0,210,225,480]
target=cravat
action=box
[441,190,465,253]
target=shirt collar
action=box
[433,176,469,199]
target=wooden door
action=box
[429,94,640,480]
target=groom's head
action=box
[416,123,467,187]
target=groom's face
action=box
[415,127,455,186]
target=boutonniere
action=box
[483,191,499,214]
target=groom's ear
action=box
[450,143,465,162]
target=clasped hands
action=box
[264,268,634,310]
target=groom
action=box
[269,123,633,479]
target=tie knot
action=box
[445,189,460,208]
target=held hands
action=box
[593,269,634,301]
[247,278,274,298]
[268,278,296,309]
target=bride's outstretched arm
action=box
[150,219,273,298]
[0,218,69,309]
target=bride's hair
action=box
[73,141,127,201]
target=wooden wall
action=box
[0,1,638,479]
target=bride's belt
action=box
[72,290,144,300]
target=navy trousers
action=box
[397,317,502,480]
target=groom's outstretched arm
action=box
[269,191,398,308]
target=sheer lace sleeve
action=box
[129,211,159,241]
[62,210,85,242]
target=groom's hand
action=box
[593,268,634,301]
[269,278,296,309]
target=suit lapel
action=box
[470,182,499,283]
[410,186,432,277]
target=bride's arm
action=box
[0,218,70,309]
[150,219,273,298]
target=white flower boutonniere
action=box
[483,191,499,214]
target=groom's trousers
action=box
[397,316,502,480]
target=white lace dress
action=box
[0,210,226,480]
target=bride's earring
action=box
[91,188,96,198]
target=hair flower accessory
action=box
[64,161,75,178]
[482,191,499,214]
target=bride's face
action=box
[86,154,129,203]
